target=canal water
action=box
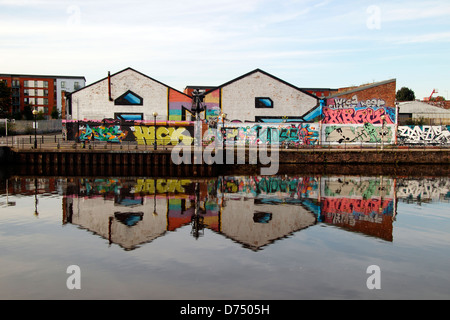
[0,167,449,300]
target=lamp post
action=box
[153,111,158,150]
[32,109,38,149]
[380,115,386,150]
[221,113,227,149]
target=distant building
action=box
[0,73,85,119]
[398,101,450,125]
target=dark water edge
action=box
[1,163,449,179]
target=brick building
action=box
[0,73,85,119]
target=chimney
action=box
[108,71,113,101]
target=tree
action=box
[23,104,34,120]
[396,87,416,101]
[0,81,12,117]
[51,106,60,119]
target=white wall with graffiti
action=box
[397,125,450,145]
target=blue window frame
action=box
[255,97,273,108]
[114,90,143,106]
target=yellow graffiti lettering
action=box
[133,126,155,145]
[133,126,193,145]
[134,179,192,194]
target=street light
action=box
[221,113,227,149]
[32,109,38,149]
[380,115,386,150]
[153,111,158,150]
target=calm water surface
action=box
[0,168,449,300]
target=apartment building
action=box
[0,73,85,118]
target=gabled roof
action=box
[203,68,318,100]
[68,67,191,99]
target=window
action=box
[44,90,48,96]
[255,97,273,108]
[43,81,48,88]
[61,81,66,88]
[114,90,143,106]
[34,80,38,87]
[43,98,48,105]
[74,81,80,90]
[24,80,29,87]
[24,89,29,96]
[115,113,144,121]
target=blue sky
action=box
[1,0,449,100]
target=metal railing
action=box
[2,135,449,151]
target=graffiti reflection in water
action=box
[56,174,407,251]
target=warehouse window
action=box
[115,90,143,106]
[255,97,273,108]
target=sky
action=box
[0,0,449,100]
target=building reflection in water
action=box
[6,174,447,251]
[55,173,413,251]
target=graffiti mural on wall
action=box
[78,124,128,142]
[205,123,320,146]
[68,120,196,145]
[219,175,320,199]
[397,178,450,202]
[324,95,396,124]
[324,123,393,144]
[168,88,221,122]
[397,125,450,145]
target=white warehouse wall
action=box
[70,68,168,121]
[221,70,318,122]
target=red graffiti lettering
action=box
[323,107,393,124]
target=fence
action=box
[0,119,62,136]
[2,134,450,151]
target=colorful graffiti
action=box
[324,123,393,144]
[219,176,319,199]
[322,176,394,198]
[397,125,450,145]
[321,198,393,216]
[324,95,395,124]
[79,124,128,142]
[205,123,320,146]
[132,125,194,145]
[168,88,221,122]
[68,120,196,145]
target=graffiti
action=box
[324,95,395,124]
[322,176,394,198]
[72,121,195,145]
[168,88,221,121]
[331,95,386,109]
[324,123,392,144]
[397,125,450,145]
[321,198,394,216]
[219,176,319,199]
[323,106,395,124]
[79,124,127,142]
[397,178,450,201]
[133,179,193,194]
[205,123,320,146]
[132,126,194,145]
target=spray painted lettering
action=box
[397,125,450,145]
[79,124,127,142]
[324,123,393,144]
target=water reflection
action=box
[5,174,448,252]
